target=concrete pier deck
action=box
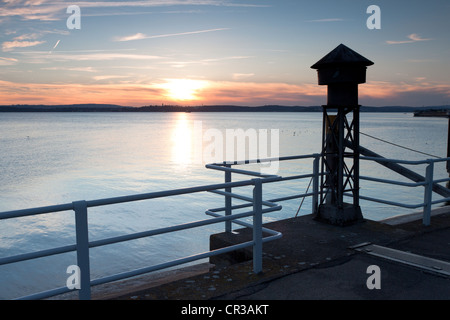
[100,206,450,301]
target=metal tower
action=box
[311,44,374,226]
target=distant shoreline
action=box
[1,104,450,113]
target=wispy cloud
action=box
[72,1,270,9]
[2,29,68,52]
[232,73,255,80]
[201,55,249,62]
[2,40,45,51]
[41,66,98,72]
[0,1,64,21]
[0,1,269,21]
[386,33,433,45]
[115,28,230,42]
[55,52,164,61]
[15,49,164,61]
[306,18,344,23]
[11,33,41,41]
[116,33,147,42]
[92,75,131,81]
[2,31,48,51]
[0,56,18,65]
[166,55,251,68]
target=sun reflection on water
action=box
[171,113,193,166]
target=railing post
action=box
[73,201,91,300]
[423,160,434,226]
[312,154,320,214]
[252,179,263,274]
[225,165,232,233]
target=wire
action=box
[295,176,313,218]
[360,132,441,159]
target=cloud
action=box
[0,1,65,21]
[2,29,69,52]
[386,33,433,45]
[92,75,131,81]
[0,1,269,21]
[166,55,251,68]
[2,40,45,51]
[12,33,41,40]
[73,1,270,9]
[408,34,432,42]
[16,50,164,61]
[0,56,18,65]
[58,52,163,61]
[232,73,255,80]
[306,18,344,22]
[40,66,98,72]
[116,33,148,42]
[115,28,230,42]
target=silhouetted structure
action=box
[311,44,374,226]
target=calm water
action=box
[0,112,447,299]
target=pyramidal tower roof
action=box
[311,44,374,69]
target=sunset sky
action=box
[1,0,449,107]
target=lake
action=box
[0,111,447,299]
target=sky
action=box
[0,0,449,107]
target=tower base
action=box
[315,203,364,226]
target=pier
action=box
[94,206,450,300]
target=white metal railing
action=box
[207,154,450,227]
[0,179,283,300]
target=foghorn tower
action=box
[311,44,374,226]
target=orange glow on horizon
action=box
[0,79,448,107]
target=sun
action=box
[162,79,207,102]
